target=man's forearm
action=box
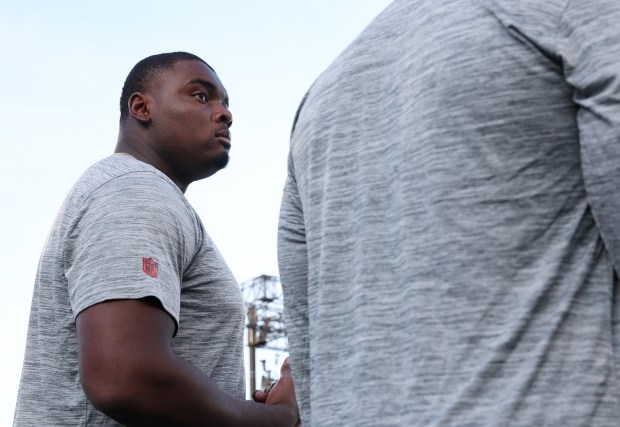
[86,350,294,427]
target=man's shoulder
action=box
[68,154,182,206]
[52,155,196,233]
[83,154,176,189]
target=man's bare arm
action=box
[76,297,298,427]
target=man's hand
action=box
[252,358,301,425]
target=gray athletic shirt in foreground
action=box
[278,0,620,425]
[14,154,246,425]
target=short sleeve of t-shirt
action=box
[63,171,200,327]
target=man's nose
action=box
[214,106,233,128]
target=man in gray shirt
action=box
[278,0,620,425]
[15,52,299,426]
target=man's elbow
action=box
[80,364,145,419]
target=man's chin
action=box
[192,153,230,182]
[212,152,230,171]
[204,153,230,177]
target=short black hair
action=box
[119,51,214,124]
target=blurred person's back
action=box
[278,0,620,425]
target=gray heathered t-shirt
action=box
[14,154,246,426]
[278,0,620,425]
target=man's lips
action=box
[215,129,231,147]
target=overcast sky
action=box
[0,0,394,423]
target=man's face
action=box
[148,60,233,185]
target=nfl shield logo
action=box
[142,257,159,278]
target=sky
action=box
[0,0,394,423]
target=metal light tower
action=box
[241,274,288,392]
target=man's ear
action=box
[128,92,151,123]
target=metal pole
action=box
[247,304,257,392]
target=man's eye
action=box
[195,93,208,102]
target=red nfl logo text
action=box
[142,257,159,278]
